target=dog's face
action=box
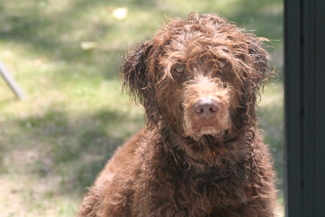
[158,40,234,138]
[121,13,272,139]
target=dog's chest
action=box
[147,162,250,215]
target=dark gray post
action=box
[285,0,325,216]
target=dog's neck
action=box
[153,120,256,168]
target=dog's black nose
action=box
[194,99,218,119]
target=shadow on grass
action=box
[0,1,120,80]
[0,107,144,195]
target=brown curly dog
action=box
[78,13,278,217]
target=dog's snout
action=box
[194,99,218,119]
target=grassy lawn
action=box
[0,0,283,216]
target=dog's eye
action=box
[217,60,227,69]
[172,64,185,74]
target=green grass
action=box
[0,0,283,216]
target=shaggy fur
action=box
[78,13,278,217]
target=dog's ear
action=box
[120,40,160,126]
[248,40,274,105]
[238,39,274,126]
[248,40,272,87]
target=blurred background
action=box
[0,0,283,216]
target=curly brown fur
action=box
[78,13,278,217]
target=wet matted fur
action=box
[78,13,278,217]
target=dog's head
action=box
[121,13,272,139]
